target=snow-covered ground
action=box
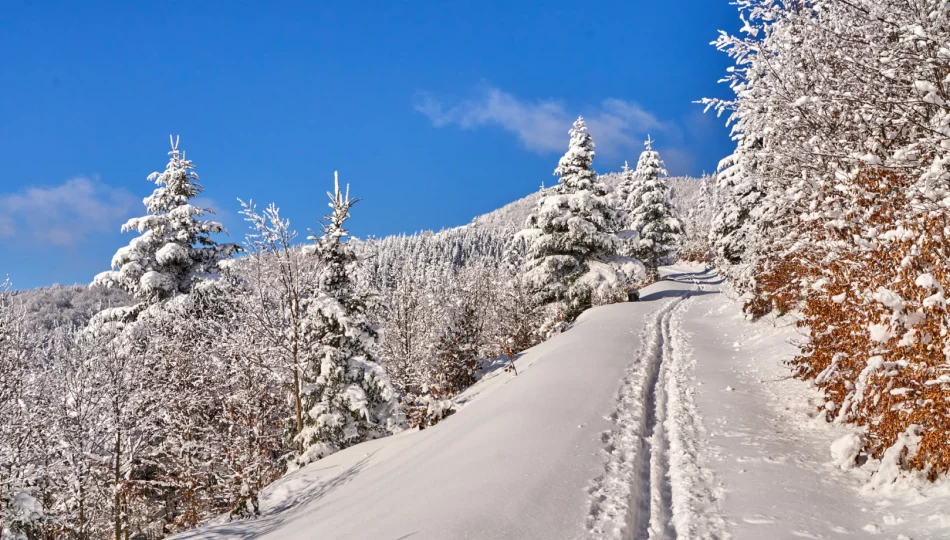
[684,278,950,540]
[176,266,950,540]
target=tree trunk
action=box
[292,296,304,454]
[113,431,122,540]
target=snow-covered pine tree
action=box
[432,271,485,396]
[295,173,401,467]
[93,136,239,306]
[625,136,683,280]
[610,161,640,231]
[679,174,715,262]
[85,137,240,538]
[554,116,600,193]
[520,117,621,324]
[707,142,765,270]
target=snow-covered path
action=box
[586,270,725,540]
[177,267,949,540]
[682,283,950,540]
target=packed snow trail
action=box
[588,269,725,540]
[175,266,950,540]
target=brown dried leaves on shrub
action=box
[757,170,950,478]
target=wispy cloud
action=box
[414,85,671,157]
[0,177,137,247]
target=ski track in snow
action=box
[589,271,725,540]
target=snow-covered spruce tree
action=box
[610,161,639,230]
[295,174,400,467]
[680,174,715,262]
[432,268,487,397]
[625,136,683,281]
[93,136,239,307]
[85,137,240,539]
[519,117,633,325]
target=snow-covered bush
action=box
[788,170,950,478]
[1,490,46,540]
[235,199,320,456]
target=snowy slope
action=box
[175,270,705,540]
[176,267,950,540]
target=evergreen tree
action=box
[553,116,600,193]
[610,161,639,231]
[93,136,239,305]
[296,173,401,467]
[433,278,484,396]
[519,117,620,324]
[625,136,683,280]
[708,143,765,268]
[678,174,716,262]
[86,137,241,538]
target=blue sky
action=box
[0,1,740,289]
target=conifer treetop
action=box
[634,135,669,182]
[553,116,598,194]
[307,171,361,293]
[93,136,238,304]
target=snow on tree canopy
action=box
[624,136,683,280]
[295,172,401,469]
[553,116,599,194]
[93,136,239,304]
[519,117,641,325]
[633,135,668,181]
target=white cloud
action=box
[414,86,671,157]
[0,177,137,247]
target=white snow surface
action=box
[176,266,950,540]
